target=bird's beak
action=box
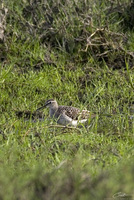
[36,105,46,111]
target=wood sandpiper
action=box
[36,99,94,127]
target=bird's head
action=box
[36,99,58,111]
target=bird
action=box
[36,99,95,127]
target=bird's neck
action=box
[49,106,58,117]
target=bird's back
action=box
[57,106,90,120]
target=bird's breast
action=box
[49,109,57,118]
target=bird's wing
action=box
[58,106,90,120]
[79,110,90,119]
[58,106,80,120]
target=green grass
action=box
[0,0,134,199]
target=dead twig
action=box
[45,124,82,133]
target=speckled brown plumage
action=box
[56,106,90,120]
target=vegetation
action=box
[0,0,134,199]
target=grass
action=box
[0,0,134,199]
